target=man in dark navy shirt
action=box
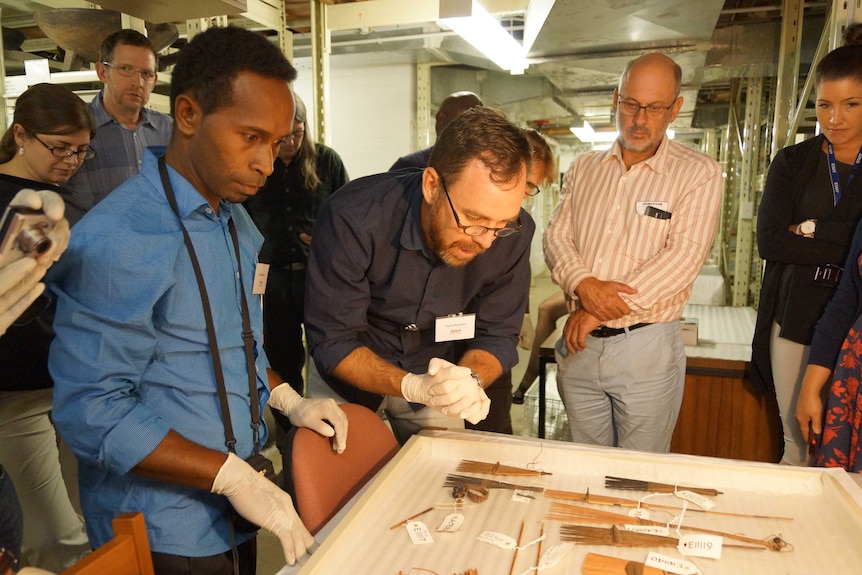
[306,107,534,443]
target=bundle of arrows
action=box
[455,459,551,476]
[605,476,722,497]
[545,502,790,551]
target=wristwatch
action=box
[798,219,816,236]
[469,370,483,389]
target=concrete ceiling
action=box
[0,0,830,142]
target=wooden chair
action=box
[284,403,400,534]
[61,512,154,575]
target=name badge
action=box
[435,313,476,342]
[253,263,270,295]
[635,200,669,215]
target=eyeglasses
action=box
[285,130,305,143]
[617,97,675,118]
[102,61,157,83]
[31,134,96,160]
[526,184,541,197]
[439,176,522,238]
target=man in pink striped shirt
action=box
[544,53,722,452]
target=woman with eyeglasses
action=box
[0,82,93,570]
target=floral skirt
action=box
[816,326,862,472]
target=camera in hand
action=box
[0,206,53,267]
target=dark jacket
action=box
[751,135,862,395]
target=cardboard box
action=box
[681,316,699,346]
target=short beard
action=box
[427,196,482,268]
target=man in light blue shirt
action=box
[66,29,173,220]
[48,26,347,573]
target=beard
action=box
[426,197,486,268]
[619,123,663,155]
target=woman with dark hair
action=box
[0,82,93,570]
[752,40,862,466]
[795,38,862,473]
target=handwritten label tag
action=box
[675,490,715,510]
[436,513,464,532]
[678,534,722,559]
[476,531,517,549]
[623,524,670,536]
[512,489,536,503]
[628,507,650,519]
[645,552,698,575]
[406,521,434,545]
[538,542,574,568]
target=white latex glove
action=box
[269,384,348,453]
[0,257,45,336]
[401,358,491,424]
[8,188,70,265]
[519,313,535,350]
[212,452,315,565]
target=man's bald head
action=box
[619,53,682,98]
[435,91,484,138]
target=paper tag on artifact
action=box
[645,552,698,574]
[406,521,434,545]
[623,524,669,536]
[675,490,715,510]
[476,531,517,549]
[538,542,574,568]
[512,489,536,503]
[436,513,464,532]
[627,507,650,519]
[678,534,722,559]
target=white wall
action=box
[292,59,416,179]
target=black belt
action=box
[589,323,650,338]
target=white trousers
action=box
[769,321,813,466]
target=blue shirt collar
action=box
[140,149,233,221]
[91,90,160,130]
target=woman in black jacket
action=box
[752,41,862,465]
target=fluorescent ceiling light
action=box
[523,0,555,53]
[570,121,618,143]
[570,121,676,142]
[439,1,528,75]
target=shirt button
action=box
[236,272,240,279]
[205,207,213,215]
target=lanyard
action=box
[826,141,862,206]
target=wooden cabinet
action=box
[671,356,782,462]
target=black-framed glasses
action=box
[31,134,96,160]
[617,97,675,117]
[439,176,522,238]
[102,61,157,82]
[285,130,305,143]
[526,184,541,197]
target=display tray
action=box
[298,429,862,574]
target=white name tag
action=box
[635,200,669,215]
[435,313,476,342]
[253,263,270,295]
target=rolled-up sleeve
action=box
[49,230,175,475]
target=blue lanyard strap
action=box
[826,141,862,206]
